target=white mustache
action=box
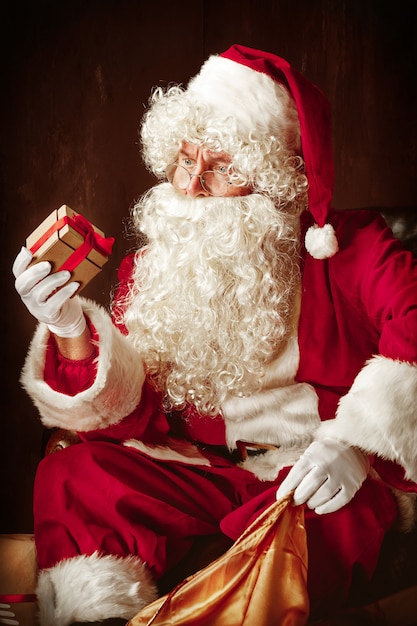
[135,182,281,245]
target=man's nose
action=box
[185,165,210,197]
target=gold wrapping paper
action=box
[128,495,309,626]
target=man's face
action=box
[167,142,252,198]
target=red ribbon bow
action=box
[29,212,115,273]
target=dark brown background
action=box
[1,0,416,532]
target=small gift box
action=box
[26,205,115,293]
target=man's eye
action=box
[216,165,229,175]
[181,158,194,168]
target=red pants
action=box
[34,440,398,616]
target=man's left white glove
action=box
[13,246,86,338]
[276,439,371,515]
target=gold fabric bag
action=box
[128,495,309,626]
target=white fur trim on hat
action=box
[304,223,339,259]
[188,55,301,152]
[36,552,158,626]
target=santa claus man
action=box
[13,45,417,625]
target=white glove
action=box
[13,246,86,338]
[276,439,370,515]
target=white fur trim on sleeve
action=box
[20,297,146,432]
[304,223,339,259]
[37,552,157,626]
[317,355,417,482]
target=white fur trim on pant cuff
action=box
[304,223,338,259]
[36,552,158,626]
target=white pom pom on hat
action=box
[188,44,339,259]
[304,223,339,259]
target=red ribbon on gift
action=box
[29,213,115,273]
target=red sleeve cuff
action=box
[44,319,99,395]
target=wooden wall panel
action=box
[1,0,206,532]
[1,0,416,531]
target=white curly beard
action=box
[121,183,302,415]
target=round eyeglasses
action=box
[166,163,233,197]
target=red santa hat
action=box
[187,44,338,259]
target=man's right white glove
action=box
[13,246,86,338]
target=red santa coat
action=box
[301,208,417,468]
[23,208,417,467]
